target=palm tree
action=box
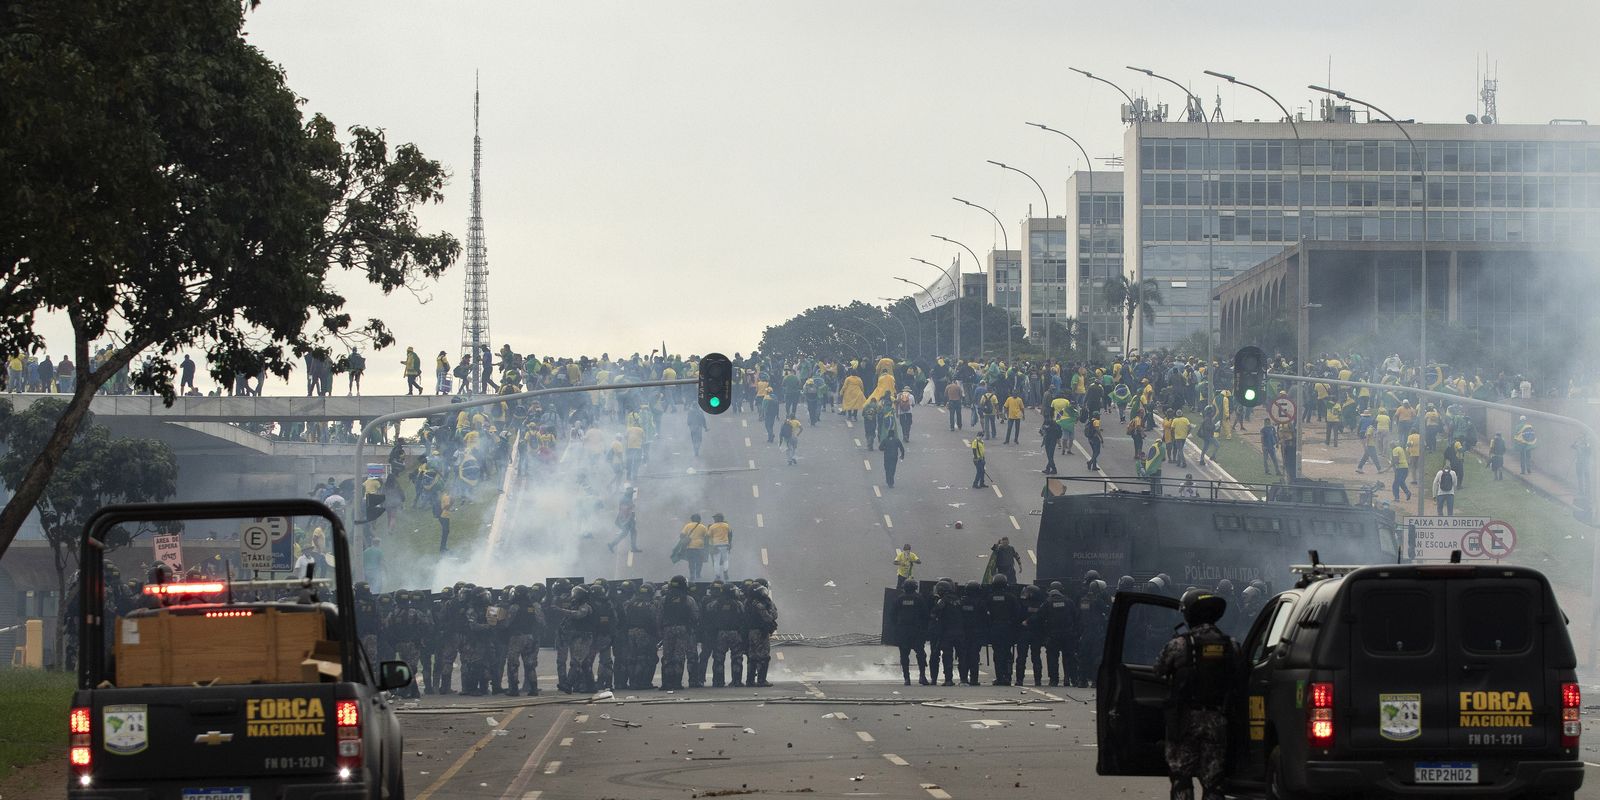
[1102,273,1164,358]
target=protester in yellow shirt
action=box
[1170,414,1191,468]
[708,513,733,581]
[893,544,920,589]
[1003,394,1026,444]
[679,514,709,581]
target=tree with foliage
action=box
[0,0,458,558]
[0,398,178,666]
[1103,273,1165,358]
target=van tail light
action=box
[69,706,93,786]
[1308,682,1334,749]
[1562,682,1581,748]
[335,699,361,779]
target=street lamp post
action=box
[878,297,913,359]
[911,257,959,362]
[1129,66,1216,407]
[1026,122,1098,360]
[1309,83,1428,517]
[894,277,939,359]
[954,197,1014,363]
[987,160,1054,359]
[1208,69,1307,480]
[1069,67,1143,355]
[933,234,986,361]
[855,317,891,357]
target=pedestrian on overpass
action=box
[402,346,422,395]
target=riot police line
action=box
[353,575,779,697]
[880,571,1268,688]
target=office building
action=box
[1067,171,1125,355]
[987,249,1022,329]
[1124,116,1600,350]
[1021,217,1068,341]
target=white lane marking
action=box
[854,438,862,447]
[873,486,882,498]
[883,514,894,529]
[855,731,875,742]
[626,550,635,568]
[1027,549,1037,565]
[522,792,543,800]
[847,420,854,428]
[992,484,1003,498]
[863,459,872,471]
[742,419,748,428]
[574,714,589,724]
[756,513,765,527]
[542,760,561,775]
[1586,761,1600,768]
[922,785,952,800]
[761,548,770,566]
[775,651,785,661]
[883,753,910,766]
[744,437,752,447]
[747,459,755,469]
[1024,687,1065,702]
[1009,515,1021,530]
[559,737,573,747]
[800,681,825,698]
[752,484,760,498]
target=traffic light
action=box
[698,353,732,414]
[1234,346,1265,407]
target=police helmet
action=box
[1048,581,1065,593]
[1116,575,1136,592]
[1083,569,1101,584]
[1180,588,1226,626]
[355,582,370,595]
[991,574,1010,587]
[570,585,588,601]
[934,580,954,597]
[639,582,655,594]
[147,562,174,585]
[1089,579,1107,596]
[1156,572,1172,586]
[1145,575,1170,594]
[1241,585,1262,602]
[1215,579,1235,594]
[1047,588,1065,599]
[530,583,547,601]
[1021,585,1043,600]
[474,589,491,606]
[964,580,981,593]
[902,580,919,594]
[754,578,770,588]
[1248,579,1267,591]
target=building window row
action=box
[1140,208,1600,244]
[1142,138,1600,174]
[1141,174,1600,209]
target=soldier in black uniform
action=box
[892,581,929,685]
[386,591,427,699]
[435,585,466,694]
[586,580,617,690]
[1154,589,1242,800]
[548,579,572,692]
[704,582,747,687]
[929,580,961,687]
[956,581,987,686]
[1072,579,1109,688]
[1015,584,1046,686]
[612,581,636,689]
[551,584,596,693]
[420,588,445,693]
[461,589,494,696]
[690,583,718,688]
[985,574,1023,686]
[744,581,777,687]
[503,585,545,696]
[354,583,381,664]
[1030,585,1076,687]
[656,575,699,690]
[486,587,511,694]
[375,591,396,663]
[621,582,660,689]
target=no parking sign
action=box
[1461,519,1517,561]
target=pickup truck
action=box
[70,500,412,800]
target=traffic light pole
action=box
[1266,370,1600,669]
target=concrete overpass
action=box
[2,392,447,423]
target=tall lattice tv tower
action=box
[458,74,491,394]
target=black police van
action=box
[1097,561,1585,799]
[70,500,411,800]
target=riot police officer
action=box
[891,581,929,685]
[1154,589,1241,800]
[985,574,1023,686]
[622,582,660,689]
[386,591,428,699]
[503,586,545,696]
[1032,586,1077,687]
[552,584,596,693]
[587,580,617,690]
[928,581,960,687]
[354,583,381,663]
[461,589,494,696]
[956,581,987,686]
[705,582,746,687]
[744,582,777,687]
[1015,584,1046,686]
[656,576,699,690]
[548,579,573,692]
[1072,579,1109,688]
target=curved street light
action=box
[877,297,914,359]
[1070,66,1143,355]
[911,257,960,361]
[1026,122,1098,359]
[932,234,986,361]
[954,197,1015,363]
[894,276,940,359]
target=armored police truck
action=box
[1036,476,1399,593]
[70,500,410,800]
[1098,561,1584,799]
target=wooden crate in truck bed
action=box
[115,607,332,686]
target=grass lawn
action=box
[0,668,75,781]
[1177,414,1276,495]
[364,482,498,587]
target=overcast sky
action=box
[34,0,1600,392]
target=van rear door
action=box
[1343,578,1452,751]
[1447,577,1548,749]
[1096,592,1184,776]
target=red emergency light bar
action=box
[142,582,226,596]
[204,610,256,618]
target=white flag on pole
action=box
[911,255,959,313]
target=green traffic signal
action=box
[709,397,721,408]
[1242,387,1258,404]
[1234,345,1266,407]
